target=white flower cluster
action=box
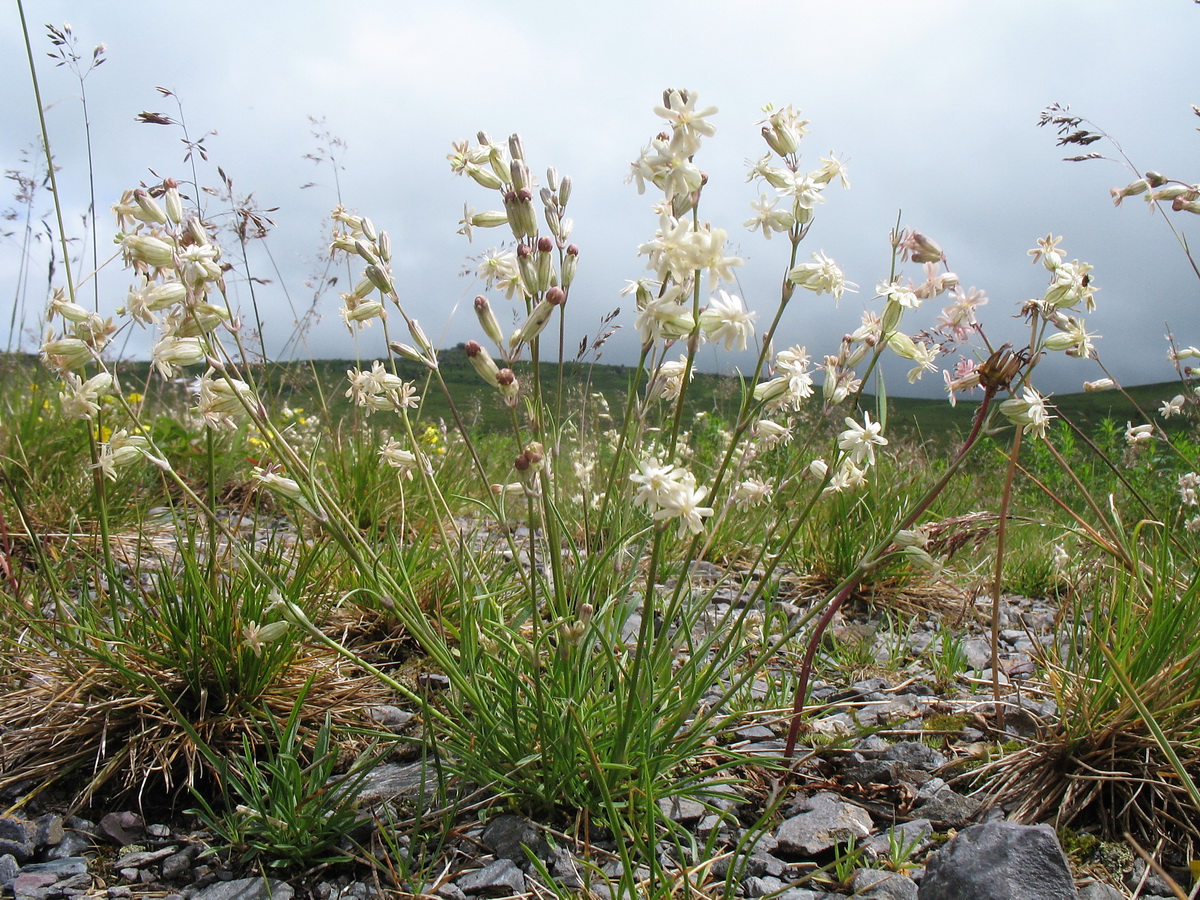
[629,456,714,537]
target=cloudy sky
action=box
[3,1,1198,397]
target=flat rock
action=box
[457,858,526,896]
[853,868,919,900]
[481,815,549,862]
[919,822,1077,900]
[192,877,294,900]
[913,785,982,828]
[774,792,873,857]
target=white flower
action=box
[745,193,794,238]
[877,280,921,310]
[1159,394,1186,419]
[654,355,693,401]
[1000,387,1054,439]
[58,372,114,421]
[826,459,867,493]
[700,291,757,351]
[1125,422,1154,445]
[838,412,888,467]
[651,471,714,536]
[629,456,680,510]
[195,372,256,428]
[152,335,206,378]
[788,251,853,302]
[97,429,154,481]
[379,438,419,478]
[733,478,773,509]
[1178,472,1199,506]
[752,419,791,447]
[1043,260,1097,311]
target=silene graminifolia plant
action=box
[28,78,1144,881]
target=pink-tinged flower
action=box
[700,291,757,351]
[1110,178,1150,206]
[838,412,888,467]
[1000,387,1054,438]
[936,287,988,341]
[943,360,981,408]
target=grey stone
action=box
[12,870,57,900]
[918,822,1077,900]
[744,875,786,897]
[774,792,873,857]
[853,868,919,900]
[113,846,177,869]
[0,855,18,891]
[1077,884,1126,900]
[913,785,982,828]
[435,885,468,900]
[33,815,64,848]
[191,877,294,900]
[364,705,415,732]
[45,829,95,860]
[0,815,37,862]
[457,858,526,896]
[21,856,87,876]
[354,761,441,808]
[480,815,548,862]
[882,741,946,771]
[162,846,199,881]
[658,796,706,824]
[99,812,144,846]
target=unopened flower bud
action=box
[163,179,184,224]
[1145,171,1167,188]
[514,452,530,473]
[474,295,505,349]
[187,216,209,246]
[511,298,555,348]
[546,286,566,307]
[908,232,943,264]
[524,441,545,470]
[134,188,168,225]
[354,240,379,265]
[562,244,579,289]
[505,188,538,239]
[535,237,554,291]
[365,263,392,294]
[510,159,531,193]
[465,339,500,386]
[545,167,559,191]
[508,133,525,162]
[376,231,392,262]
[408,318,433,354]
[1084,378,1116,392]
